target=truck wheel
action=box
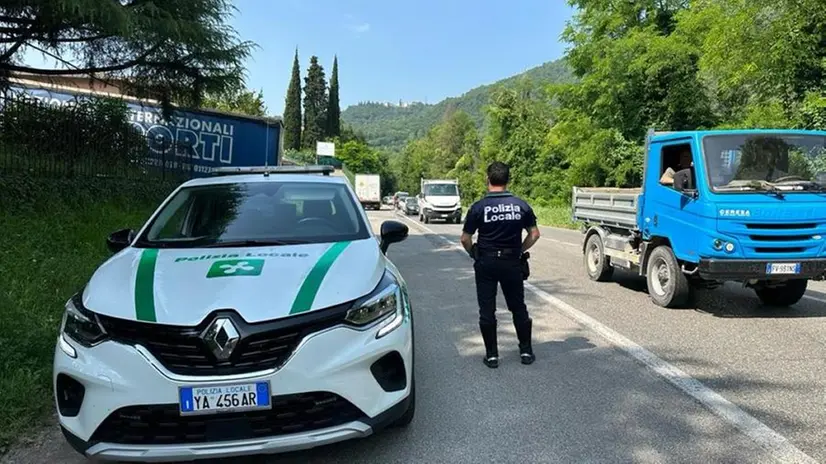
[584,233,613,282]
[646,245,691,308]
[755,279,808,307]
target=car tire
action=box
[392,377,415,427]
[584,233,613,282]
[755,279,807,307]
[646,245,691,308]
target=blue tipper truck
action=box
[7,81,283,176]
[572,129,826,308]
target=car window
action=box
[137,181,370,248]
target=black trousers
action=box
[474,255,530,328]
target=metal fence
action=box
[0,92,197,182]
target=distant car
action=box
[393,192,409,209]
[383,196,393,205]
[403,197,419,216]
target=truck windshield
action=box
[703,133,826,193]
[135,181,370,248]
[423,184,458,196]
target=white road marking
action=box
[395,212,818,464]
[547,238,579,247]
[803,294,826,304]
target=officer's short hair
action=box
[487,162,510,186]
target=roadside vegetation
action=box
[0,185,166,451]
[0,96,186,452]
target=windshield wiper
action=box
[773,180,826,192]
[717,181,785,197]
[133,236,213,249]
[203,239,309,248]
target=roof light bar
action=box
[210,165,335,176]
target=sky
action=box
[20,0,576,117]
[232,0,576,116]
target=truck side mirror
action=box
[673,168,697,197]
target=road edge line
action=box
[396,212,817,464]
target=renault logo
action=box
[202,318,240,361]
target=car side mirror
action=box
[379,220,409,254]
[673,168,698,197]
[107,228,135,253]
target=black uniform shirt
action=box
[463,191,537,252]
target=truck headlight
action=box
[345,271,404,338]
[712,238,736,253]
[61,294,107,347]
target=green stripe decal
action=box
[290,241,352,315]
[135,248,159,322]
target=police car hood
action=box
[82,239,384,326]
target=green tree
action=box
[0,0,253,108]
[202,86,266,117]
[327,56,341,138]
[336,140,381,174]
[283,49,303,150]
[302,56,328,150]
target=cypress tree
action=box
[326,56,341,138]
[283,49,302,150]
[302,55,328,150]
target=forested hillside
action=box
[341,59,574,151]
[388,0,826,212]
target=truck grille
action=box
[89,392,366,445]
[719,221,826,258]
[96,303,352,376]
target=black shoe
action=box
[483,356,499,369]
[515,318,535,365]
[479,321,499,363]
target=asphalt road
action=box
[5,206,825,463]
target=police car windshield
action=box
[135,181,371,248]
[424,184,458,196]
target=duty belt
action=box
[478,248,521,258]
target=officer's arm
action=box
[461,204,479,254]
[522,226,541,253]
[460,232,474,254]
[521,206,541,253]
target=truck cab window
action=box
[660,143,695,189]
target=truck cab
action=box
[574,129,826,308]
[418,179,462,224]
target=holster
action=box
[520,252,530,280]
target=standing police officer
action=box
[461,161,541,368]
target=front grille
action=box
[89,392,367,445]
[96,303,352,376]
[718,220,826,258]
[745,223,816,230]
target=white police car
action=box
[54,165,415,462]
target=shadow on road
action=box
[593,268,826,320]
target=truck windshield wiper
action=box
[717,181,785,197]
[773,180,826,192]
[203,239,309,248]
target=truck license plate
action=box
[766,263,801,275]
[179,381,270,416]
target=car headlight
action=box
[345,271,405,339]
[61,294,107,347]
